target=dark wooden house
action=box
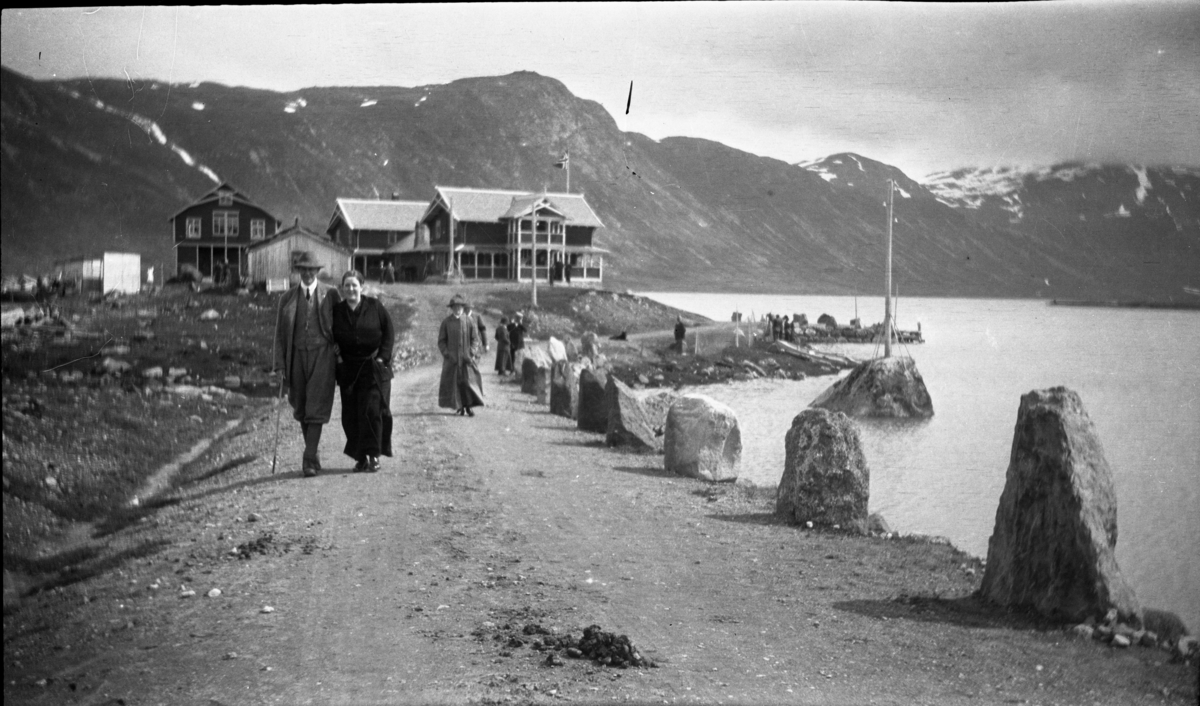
[169,182,281,280]
[326,196,428,281]
[400,186,606,284]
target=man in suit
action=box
[275,251,342,477]
[507,311,527,372]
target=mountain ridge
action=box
[2,66,1197,301]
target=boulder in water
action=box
[664,394,742,482]
[980,387,1140,624]
[605,377,677,452]
[776,408,870,532]
[810,356,933,418]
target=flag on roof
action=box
[554,152,569,169]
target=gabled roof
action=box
[329,198,428,233]
[502,195,567,221]
[248,221,351,254]
[168,180,281,222]
[425,187,604,228]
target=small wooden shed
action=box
[247,221,351,291]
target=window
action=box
[186,217,201,239]
[213,211,239,237]
[218,190,233,206]
[250,219,266,240]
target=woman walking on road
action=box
[332,270,394,472]
[438,293,485,416]
[494,316,513,375]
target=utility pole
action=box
[530,205,538,308]
[884,179,894,358]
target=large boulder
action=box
[605,377,678,452]
[980,387,1140,623]
[550,359,592,420]
[776,408,870,532]
[580,331,601,361]
[577,367,610,433]
[664,394,742,482]
[810,357,933,418]
[521,346,553,396]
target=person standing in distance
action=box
[275,251,342,477]
[438,294,485,416]
[508,311,527,373]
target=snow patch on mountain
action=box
[1131,166,1152,204]
[58,84,220,184]
[284,97,307,114]
[170,145,195,167]
[360,99,377,108]
[922,166,1026,209]
[192,102,205,111]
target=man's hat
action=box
[448,293,469,308]
[293,251,324,270]
[514,311,524,319]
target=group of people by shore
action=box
[274,251,534,473]
[759,312,811,343]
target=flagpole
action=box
[566,156,570,193]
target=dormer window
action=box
[218,190,233,206]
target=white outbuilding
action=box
[54,252,142,295]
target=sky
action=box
[2,2,1198,179]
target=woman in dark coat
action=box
[438,293,485,416]
[494,316,513,375]
[332,270,394,472]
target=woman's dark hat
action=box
[293,251,324,270]
[448,293,469,308]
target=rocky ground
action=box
[2,282,1196,705]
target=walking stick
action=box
[270,294,285,474]
[270,372,284,474]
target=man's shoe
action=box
[353,458,367,473]
[302,456,319,477]
[465,407,475,417]
[366,456,381,473]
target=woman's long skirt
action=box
[494,341,513,374]
[439,358,485,410]
[340,362,392,461]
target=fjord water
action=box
[640,292,1200,630]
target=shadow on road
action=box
[610,465,676,479]
[833,594,1055,631]
[706,511,779,526]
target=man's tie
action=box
[306,288,311,302]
